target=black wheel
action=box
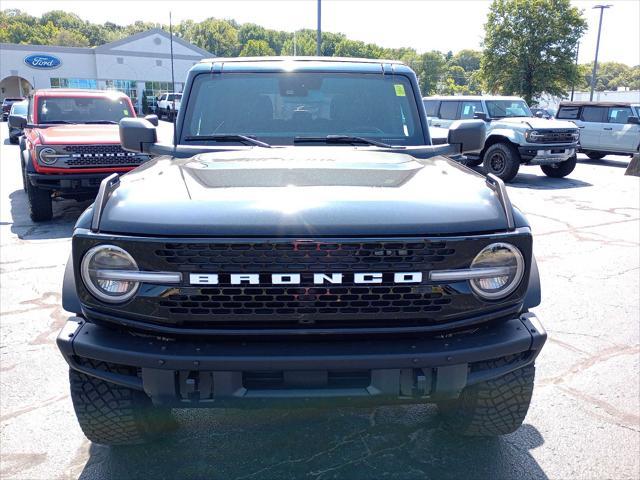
[483,143,520,182]
[541,154,577,178]
[586,152,606,160]
[69,363,176,446]
[438,362,535,437]
[9,135,18,144]
[26,179,52,222]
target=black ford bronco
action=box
[57,57,546,445]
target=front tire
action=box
[483,143,521,182]
[69,364,175,446]
[9,135,18,144]
[26,179,52,222]
[438,363,535,437]
[541,154,577,178]
[586,152,606,160]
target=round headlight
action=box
[81,245,139,303]
[469,243,524,300]
[38,147,58,165]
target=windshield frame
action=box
[34,94,135,125]
[485,99,533,119]
[177,70,429,147]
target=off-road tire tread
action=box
[483,143,520,182]
[586,152,605,160]
[26,181,52,222]
[541,154,577,178]
[69,362,172,445]
[439,362,535,437]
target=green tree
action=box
[481,0,587,103]
[415,51,447,95]
[52,29,89,47]
[189,18,239,56]
[450,49,482,72]
[239,39,275,57]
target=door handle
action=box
[433,124,442,127]
[578,126,585,129]
[603,127,613,131]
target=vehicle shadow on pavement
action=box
[8,190,90,240]
[577,158,630,169]
[508,173,592,190]
[78,406,548,480]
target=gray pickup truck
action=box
[424,95,579,182]
[57,57,546,445]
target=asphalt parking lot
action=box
[0,122,638,480]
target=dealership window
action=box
[50,78,97,89]
[106,79,137,103]
[143,81,182,112]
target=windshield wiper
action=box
[294,135,395,148]
[41,120,73,124]
[84,120,118,124]
[183,134,271,148]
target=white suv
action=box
[556,102,640,159]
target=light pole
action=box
[316,0,321,56]
[590,4,611,101]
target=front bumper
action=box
[28,172,115,194]
[57,313,546,408]
[518,144,576,164]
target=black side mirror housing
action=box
[627,116,639,125]
[447,120,486,153]
[119,117,158,153]
[144,114,159,126]
[534,111,544,118]
[8,114,27,129]
[473,112,488,121]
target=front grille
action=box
[76,235,532,333]
[158,285,452,319]
[534,129,577,143]
[155,240,456,272]
[60,145,147,167]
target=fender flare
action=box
[62,254,82,314]
[524,255,541,309]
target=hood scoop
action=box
[183,155,424,188]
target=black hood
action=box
[97,147,516,236]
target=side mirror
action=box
[144,114,159,126]
[473,112,488,121]
[447,120,486,153]
[8,114,27,129]
[534,111,544,118]
[119,117,158,153]
[627,116,639,125]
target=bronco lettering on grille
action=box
[188,272,423,285]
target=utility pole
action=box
[571,42,579,101]
[590,4,611,101]
[316,0,321,56]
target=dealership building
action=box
[0,29,211,111]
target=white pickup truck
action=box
[156,93,182,121]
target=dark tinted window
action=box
[423,100,440,117]
[581,106,607,123]
[607,107,633,124]
[183,72,424,146]
[460,101,482,119]
[439,101,460,120]
[557,106,579,119]
[38,96,133,123]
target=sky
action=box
[3,0,639,66]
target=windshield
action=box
[37,96,133,124]
[182,72,423,146]
[11,102,28,115]
[486,100,532,118]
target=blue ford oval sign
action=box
[24,54,62,69]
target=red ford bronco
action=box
[11,89,151,222]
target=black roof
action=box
[559,101,638,108]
